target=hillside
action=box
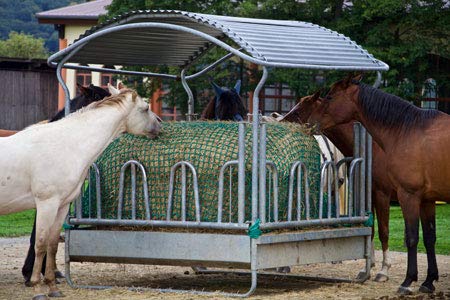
[0,0,85,53]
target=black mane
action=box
[357,83,439,134]
[49,85,110,122]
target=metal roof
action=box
[48,10,389,71]
[36,0,111,21]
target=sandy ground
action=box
[0,237,449,300]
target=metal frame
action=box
[53,14,380,298]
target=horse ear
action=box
[77,83,88,96]
[211,81,224,98]
[117,82,126,90]
[233,80,241,95]
[108,83,120,95]
[352,74,363,84]
[311,90,321,101]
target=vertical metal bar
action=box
[327,166,332,219]
[88,168,92,219]
[287,161,299,221]
[251,67,268,222]
[348,158,363,218]
[181,164,187,222]
[333,163,340,219]
[266,162,278,222]
[319,161,329,220]
[92,163,101,219]
[75,196,82,219]
[117,167,125,220]
[238,123,246,224]
[181,69,194,121]
[229,166,232,223]
[166,165,176,221]
[217,161,238,223]
[296,166,302,221]
[353,123,361,217]
[131,164,136,220]
[304,163,310,220]
[259,123,267,223]
[190,164,201,222]
[359,126,366,217]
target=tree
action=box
[0,32,49,59]
[103,0,450,111]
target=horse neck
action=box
[323,123,355,157]
[61,105,130,163]
[354,108,396,152]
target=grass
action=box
[0,209,35,237]
[1,204,449,256]
[374,203,450,255]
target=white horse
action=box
[0,85,161,300]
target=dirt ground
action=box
[0,237,449,300]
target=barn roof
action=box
[48,10,389,71]
[36,0,111,24]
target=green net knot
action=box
[248,219,262,239]
[363,212,374,227]
[63,223,74,230]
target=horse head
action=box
[281,91,322,124]
[203,80,247,121]
[307,74,362,132]
[108,84,161,139]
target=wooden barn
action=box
[0,57,58,130]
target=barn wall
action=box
[0,69,58,130]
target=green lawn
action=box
[0,209,35,237]
[374,203,450,255]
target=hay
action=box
[82,121,322,223]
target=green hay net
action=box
[82,121,329,223]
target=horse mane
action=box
[89,89,137,110]
[216,90,247,121]
[49,85,110,122]
[357,83,439,135]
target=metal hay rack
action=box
[48,10,389,297]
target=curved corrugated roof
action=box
[48,10,389,71]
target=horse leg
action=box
[397,191,420,295]
[30,199,60,300]
[44,203,70,298]
[374,190,391,282]
[23,212,47,287]
[419,201,438,293]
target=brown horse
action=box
[281,92,394,282]
[0,129,17,137]
[307,75,449,295]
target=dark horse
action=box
[22,83,110,286]
[281,92,394,281]
[307,74,449,294]
[201,80,247,121]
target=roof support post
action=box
[56,42,86,116]
[251,66,268,222]
[181,69,195,121]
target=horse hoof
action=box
[276,266,291,273]
[419,284,435,293]
[55,271,65,279]
[48,291,65,297]
[24,279,33,287]
[32,294,49,300]
[374,273,389,282]
[356,271,369,281]
[397,286,413,295]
